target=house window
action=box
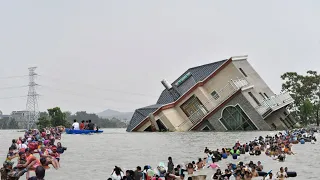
[248,92,261,106]
[219,105,258,131]
[259,92,266,100]
[211,90,220,100]
[263,93,269,98]
[239,68,247,77]
[180,95,208,123]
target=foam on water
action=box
[0,129,319,179]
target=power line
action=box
[0,95,28,100]
[39,95,133,112]
[39,85,148,105]
[0,85,29,90]
[0,75,29,79]
[39,75,158,98]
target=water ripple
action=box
[0,129,319,179]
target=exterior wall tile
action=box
[203,92,271,131]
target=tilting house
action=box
[127,55,296,132]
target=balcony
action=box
[178,78,250,128]
[255,92,294,118]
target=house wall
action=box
[195,92,272,131]
[155,110,180,131]
[232,59,275,108]
[203,62,244,109]
[264,107,290,130]
[136,120,151,132]
[155,62,246,131]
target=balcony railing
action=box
[255,92,294,118]
[178,78,250,128]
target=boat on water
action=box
[65,128,103,134]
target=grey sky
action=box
[0,0,319,114]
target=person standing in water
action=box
[167,157,174,174]
[28,166,45,180]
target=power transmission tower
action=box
[25,67,39,130]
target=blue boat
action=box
[65,128,103,134]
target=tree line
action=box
[0,107,127,129]
[37,107,127,129]
[0,117,19,129]
[281,71,320,126]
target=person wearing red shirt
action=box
[79,120,85,130]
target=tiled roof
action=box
[127,59,228,131]
[126,104,163,132]
[156,59,227,104]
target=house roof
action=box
[126,59,228,132]
[126,104,163,132]
[156,59,227,104]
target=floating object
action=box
[222,153,228,159]
[300,139,305,144]
[258,171,297,177]
[232,154,237,159]
[258,170,271,177]
[65,128,103,134]
[287,171,297,177]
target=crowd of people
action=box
[109,128,317,180]
[1,127,66,180]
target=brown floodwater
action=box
[0,129,319,179]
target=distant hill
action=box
[97,109,133,123]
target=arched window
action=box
[220,105,258,131]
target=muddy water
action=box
[0,129,319,179]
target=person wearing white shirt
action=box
[72,119,80,130]
[19,142,27,149]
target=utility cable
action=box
[39,95,132,112]
[39,85,148,105]
[38,75,157,98]
[0,95,28,100]
[0,75,29,79]
[0,85,29,90]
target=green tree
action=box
[0,118,19,129]
[36,116,51,130]
[281,71,320,126]
[47,107,69,127]
[299,99,313,125]
[305,71,320,126]
[7,119,19,129]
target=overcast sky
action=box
[0,0,319,114]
